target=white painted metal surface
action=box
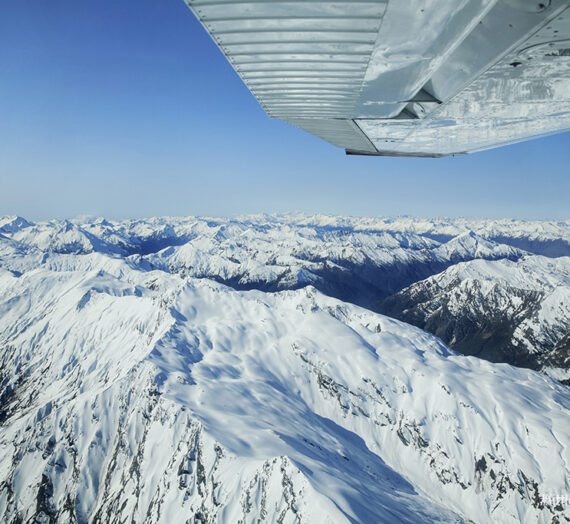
[185,0,570,156]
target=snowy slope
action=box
[0,250,569,523]
[0,215,526,308]
[0,216,33,234]
[377,255,570,384]
[263,215,570,257]
[10,219,125,256]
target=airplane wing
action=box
[184,0,570,156]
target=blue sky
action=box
[1,0,569,220]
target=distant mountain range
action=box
[0,214,568,522]
[1,214,547,304]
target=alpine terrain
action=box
[0,214,568,523]
[377,255,570,384]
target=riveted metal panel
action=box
[185,0,570,156]
[186,0,388,120]
[359,4,570,155]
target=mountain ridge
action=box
[1,215,569,522]
[376,255,570,384]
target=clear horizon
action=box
[2,0,569,221]
[4,212,570,225]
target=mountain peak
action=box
[0,215,33,234]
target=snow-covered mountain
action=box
[264,215,570,258]
[377,255,570,384]
[1,250,569,523]
[0,215,527,308]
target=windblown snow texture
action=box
[0,214,569,523]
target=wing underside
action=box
[185,0,570,156]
